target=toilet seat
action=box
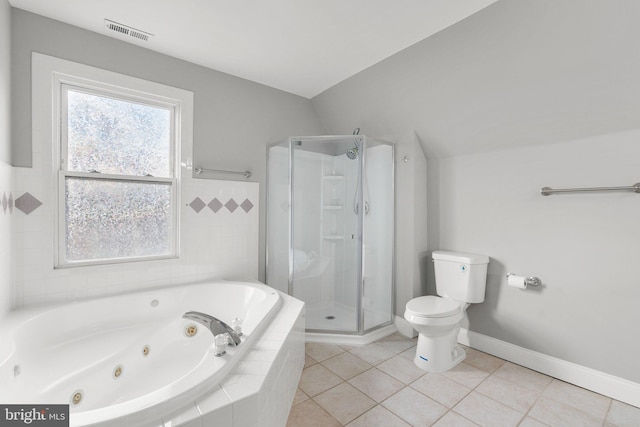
[405,296,461,319]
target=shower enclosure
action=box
[267,135,394,336]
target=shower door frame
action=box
[266,135,395,337]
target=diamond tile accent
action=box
[225,198,238,213]
[8,193,12,213]
[188,197,206,213]
[14,192,43,215]
[208,198,223,213]
[1,193,6,214]
[240,198,254,213]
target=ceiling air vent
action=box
[105,19,153,42]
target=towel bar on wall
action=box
[540,182,640,196]
[195,167,252,179]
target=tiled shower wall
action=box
[12,157,259,308]
[0,160,13,315]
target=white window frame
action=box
[43,58,193,268]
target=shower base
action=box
[304,302,396,346]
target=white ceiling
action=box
[9,0,498,98]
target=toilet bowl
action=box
[404,296,467,372]
[404,251,489,372]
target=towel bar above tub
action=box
[195,167,252,179]
[540,182,640,196]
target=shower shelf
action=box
[323,175,344,180]
[323,205,343,210]
[323,235,344,240]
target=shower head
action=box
[347,128,361,159]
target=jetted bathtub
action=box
[0,280,281,426]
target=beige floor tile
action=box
[606,400,640,427]
[410,373,471,408]
[304,354,318,368]
[350,342,397,365]
[475,375,541,413]
[518,417,549,427]
[322,351,372,380]
[305,342,345,362]
[346,405,410,427]
[290,341,637,427]
[377,354,427,384]
[298,364,343,397]
[383,387,448,426]
[399,345,417,360]
[348,368,405,403]
[528,396,603,427]
[432,412,479,427]
[454,391,523,427]
[493,362,552,392]
[314,382,376,425]
[375,333,417,355]
[542,379,610,420]
[463,347,505,373]
[441,362,490,388]
[292,388,309,406]
[286,399,341,427]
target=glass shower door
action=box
[362,140,394,331]
[291,138,361,333]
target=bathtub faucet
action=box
[182,311,242,346]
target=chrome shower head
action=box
[346,147,358,160]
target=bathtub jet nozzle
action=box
[182,311,242,346]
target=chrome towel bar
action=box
[195,167,252,179]
[540,182,640,196]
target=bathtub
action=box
[0,280,281,427]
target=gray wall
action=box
[439,134,640,383]
[11,9,325,281]
[0,0,9,164]
[0,0,12,318]
[311,0,640,159]
[311,0,640,382]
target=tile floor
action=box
[286,334,640,427]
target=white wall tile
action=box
[13,164,260,306]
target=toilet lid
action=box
[406,296,461,318]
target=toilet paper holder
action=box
[506,273,541,287]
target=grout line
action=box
[603,396,613,426]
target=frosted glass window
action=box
[66,90,171,177]
[58,83,178,267]
[65,178,172,262]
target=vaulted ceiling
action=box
[9,0,498,98]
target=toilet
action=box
[404,250,489,372]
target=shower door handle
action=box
[354,201,369,215]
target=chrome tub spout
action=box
[182,311,242,346]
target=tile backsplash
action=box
[12,162,259,308]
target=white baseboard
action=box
[394,315,418,338]
[458,328,640,408]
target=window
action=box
[58,83,179,267]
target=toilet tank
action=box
[433,251,490,303]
